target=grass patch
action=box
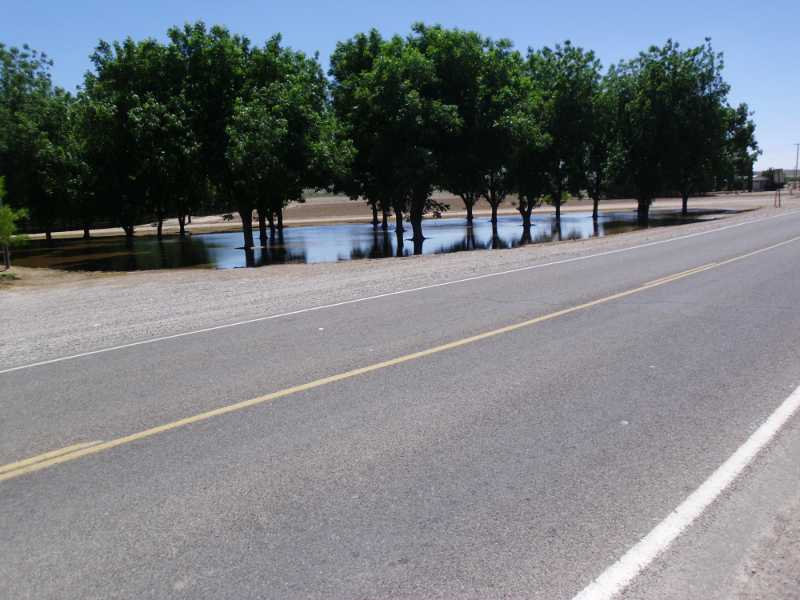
[0,270,19,284]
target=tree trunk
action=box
[465,226,476,249]
[178,214,186,238]
[410,208,424,242]
[490,202,499,226]
[394,206,404,233]
[45,228,52,244]
[239,209,255,249]
[637,198,650,225]
[520,207,533,245]
[83,224,91,240]
[521,208,532,230]
[244,248,255,268]
[187,213,192,224]
[371,203,379,228]
[462,194,475,224]
[381,206,389,231]
[592,195,599,222]
[156,215,164,240]
[122,224,135,238]
[491,221,500,249]
[277,207,284,231]
[395,233,405,257]
[257,210,268,246]
[3,245,10,270]
[681,191,689,216]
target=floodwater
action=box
[13,210,729,272]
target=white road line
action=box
[572,383,800,600]
[2,210,799,376]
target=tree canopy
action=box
[0,24,760,254]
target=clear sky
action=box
[3,0,798,170]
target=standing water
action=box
[13,210,730,271]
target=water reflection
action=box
[14,210,728,272]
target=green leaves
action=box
[605,38,746,214]
[1,25,758,245]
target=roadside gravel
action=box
[0,206,794,370]
[736,495,800,600]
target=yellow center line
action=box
[3,234,799,484]
[643,263,717,287]
[0,441,102,475]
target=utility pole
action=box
[794,143,800,195]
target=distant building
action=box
[752,169,785,191]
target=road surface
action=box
[2,209,800,599]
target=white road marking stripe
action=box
[571,383,800,600]
[2,210,799,376]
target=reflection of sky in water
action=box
[15,210,719,271]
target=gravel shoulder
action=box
[736,495,800,600]
[1,202,797,370]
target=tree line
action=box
[0,22,760,257]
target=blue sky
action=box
[3,0,798,169]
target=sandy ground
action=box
[24,190,788,241]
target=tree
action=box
[528,42,601,226]
[0,43,72,242]
[83,37,174,237]
[661,39,730,215]
[587,78,614,222]
[129,93,200,238]
[167,22,251,244]
[349,34,459,253]
[412,25,531,229]
[606,41,677,224]
[0,177,28,269]
[504,75,549,242]
[329,30,388,228]
[718,103,760,192]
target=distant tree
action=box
[759,168,783,191]
[129,93,200,238]
[83,37,174,237]
[661,39,730,215]
[528,42,601,225]
[227,36,351,251]
[606,41,677,224]
[226,87,287,249]
[346,34,460,252]
[718,102,760,192]
[504,76,549,241]
[167,22,251,243]
[410,25,528,227]
[329,30,388,228]
[586,78,614,221]
[0,43,70,241]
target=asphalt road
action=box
[2,210,800,599]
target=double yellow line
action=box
[2,235,799,484]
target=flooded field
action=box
[13,210,730,271]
